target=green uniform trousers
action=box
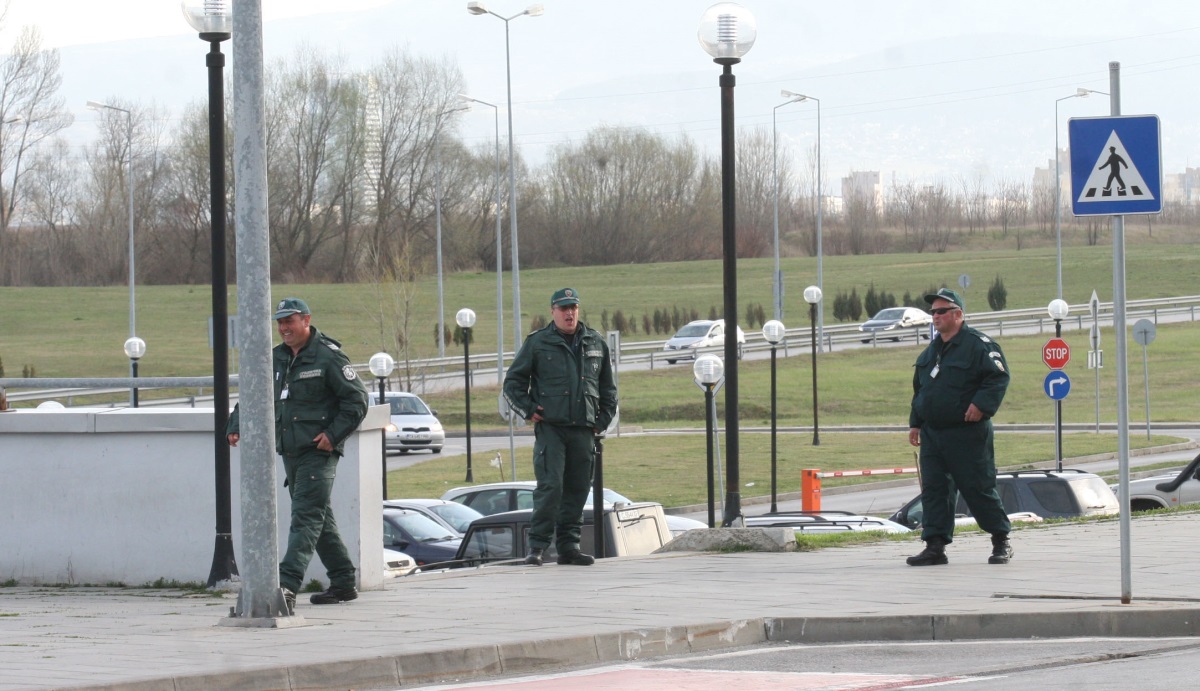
[918,421,1011,543]
[529,423,595,553]
[279,450,356,592]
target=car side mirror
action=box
[430,409,438,416]
[395,540,410,550]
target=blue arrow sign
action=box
[1044,370,1072,400]
[1068,115,1162,216]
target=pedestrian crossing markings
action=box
[1076,131,1155,202]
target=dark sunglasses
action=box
[930,307,959,315]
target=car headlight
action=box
[385,423,398,433]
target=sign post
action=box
[1088,290,1102,433]
[1132,319,1157,441]
[1043,336,1071,471]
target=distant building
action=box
[841,171,881,208]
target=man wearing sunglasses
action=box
[906,288,1013,567]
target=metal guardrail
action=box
[6,296,1199,406]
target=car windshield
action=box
[428,503,484,533]
[871,308,907,320]
[389,397,431,415]
[390,512,456,541]
[674,324,711,338]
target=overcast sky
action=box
[6,0,1199,188]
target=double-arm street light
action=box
[1054,88,1106,300]
[467,1,542,347]
[460,95,504,387]
[698,2,756,527]
[85,100,135,344]
[772,92,805,322]
[181,0,236,588]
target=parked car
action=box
[383,498,484,537]
[859,306,932,342]
[1114,453,1200,512]
[452,502,673,568]
[381,391,444,454]
[888,469,1120,530]
[662,319,746,364]
[382,508,462,566]
[441,480,706,538]
[382,548,417,578]
[744,511,911,534]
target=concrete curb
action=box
[70,608,1200,691]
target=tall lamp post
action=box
[693,354,724,529]
[461,95,504,387]
[467,1,543,348]
[86,100,136,342]
[762,320,785,512]
[698,1,756,527]
[182,0,236,589]
[772,93,804,321]
[1053,88,1105,300]
[1048,299,1069,472]
[804,285,822,446]
[786,92,823,348]
[456,308,477,482]
[123,337,145,408]
[369,352,395,499]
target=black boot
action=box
[524,547,544,566]
[906,537,949,566]
[310,585,357,604]
[556,549,595,566]
[989,533,1013,564]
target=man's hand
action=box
[227,433,239,447]
[964,403,984,422]
[908,428,920,447]
[314,432,334,452]
[531,406,545,423]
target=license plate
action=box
[404,433,430,441]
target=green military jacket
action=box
[227,326,369,457]
[503,322,618,431]
[909,324,1009,429]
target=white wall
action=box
[0,405,386,590]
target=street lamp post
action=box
[123,337,145,408]
[85,100,135,343]
[456,308,477,482]
[461,95,504,387]
[693,354,724,529]
[1048,299,1070,472]
[804,285,823,446]
[1054,88,1106,300]
[369,352,396,499]
[698,1,756,527]
[786,92,823,348]
[182,0,236,589]
[762,320,785,512]
[467,1,543,349]
[772,93,804,322]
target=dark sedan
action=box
[382,508,462,566]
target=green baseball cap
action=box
[274,297,311,320]
[551,288,581,307]
[924,288,964,310]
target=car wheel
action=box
[431,448,442,454]
[861,338,871,344]
[666,359,676,365]
[737,344,744,360]
[890,337,901,342]
[399,449,410,454]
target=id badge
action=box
[930,364,940,379]
[280,386,290,399]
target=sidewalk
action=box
[3,514,1199,691]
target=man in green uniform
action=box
[227,298,369,611]
[907,288,1013,566]
[503,288,618,567]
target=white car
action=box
[859,306,932,342]
[383,548,417,577]
[1114,454,1200,512]
[441,481,707,538]
[380,391,445,454]
[662,319,746,364]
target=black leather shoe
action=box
[556,550,595,566]
[524,548,544,566]
[281,588,296,615]
[988,534,1013,564]
[309,586,358,605]
[906,540,949,566]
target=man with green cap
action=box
[503,288,618,567]
[907,288,1013,567]
[227,297,369,612]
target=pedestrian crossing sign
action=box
[1068,115,1162,216]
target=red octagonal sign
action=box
[1043,338,1070,369]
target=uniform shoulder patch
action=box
[342,364,357,380]
[989,352,1006,372]
[321,339,341,351]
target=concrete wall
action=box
[0,405,386,589]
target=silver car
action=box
[382,391,445,454]
[859,306,932,342]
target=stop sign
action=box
[1043,338,1070,369]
